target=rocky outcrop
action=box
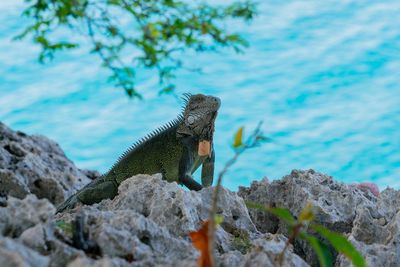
[238,169,400,266]
[52,174,308,267]
[0,175,308,267]
[0,122,94,205]
[0,122,399,267]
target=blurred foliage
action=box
[246,201,366,267]
[205,123,267,266]
[190,220,212,267]
[55,220,73,236]
[232,126,244,148]
[16,0,257,98]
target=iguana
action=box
[56,93,220,213]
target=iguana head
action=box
[177,93,221,143]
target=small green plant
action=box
[55,220,73,236]
[231,229,252,254]
[246,201,366,267]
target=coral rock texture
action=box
[1,122,399,267]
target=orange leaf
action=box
[189,220,212,267]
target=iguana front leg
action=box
[181,174,202,191]
[201,148,215,187]
[179,138,203,191]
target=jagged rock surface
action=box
[0,122,92,205]
[54,175,307,267]
[0,236,50,267]
[238,169,400,267]
[1,122,399,267]
[0,194,55,237]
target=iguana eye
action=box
[187,115,195,124]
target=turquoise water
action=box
[0,1,399,190]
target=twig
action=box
[208,121,265,266]
[278,223,303,265]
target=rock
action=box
[105,174,257,238]
[55,175,259,265]
[1,122,399,267]
[0,236,49,267]
[48,239,87,267]
[0,122,91,205]
[356,182,380,197]
[0,195,55,237]
[336,233,400,267]
[239,170,377,235]
[52,174,308,266]
[66,256,132,267]
[90,209,195,261]
[339,195,400,267]
[238,169,400,267]
[220,233,309,267]
[19,224,48,254]
[0,167,310,267]
[242,234,309,267]
[0,192,7,207]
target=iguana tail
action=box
[56,193,80,213]
[56,176,119,213]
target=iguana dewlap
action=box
[198,141,211,156]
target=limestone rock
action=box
[0,195,55,237]
[2,122,399,267]
[243,234,309,267]
[19,224,47,254]
[0,236,49,267]
[105,174,257,238]
[238,169,400,267]
[0,122,91,204]
[55,174,259,265]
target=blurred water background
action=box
[0,1,399,190]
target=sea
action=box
[0,0,399,190]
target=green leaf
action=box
[214,214,224,225]
[267,207,296,225]
[233,127,244,148]
[312,224,366,267]
[301,233,333,267]
[246,201,295,225]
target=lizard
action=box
[56,93,220,213]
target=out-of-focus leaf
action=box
[298,202,315,223]
[256,135,272,142]
[301,233,333,267]
[189,220,212,267]
[312,224,366,267]
[158,84,175,95]
[233,127,244,148]
[246,201,295,225]
[214,214,224,225]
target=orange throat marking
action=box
[198,141,211,157]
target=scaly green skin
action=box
[57,94,220,213]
